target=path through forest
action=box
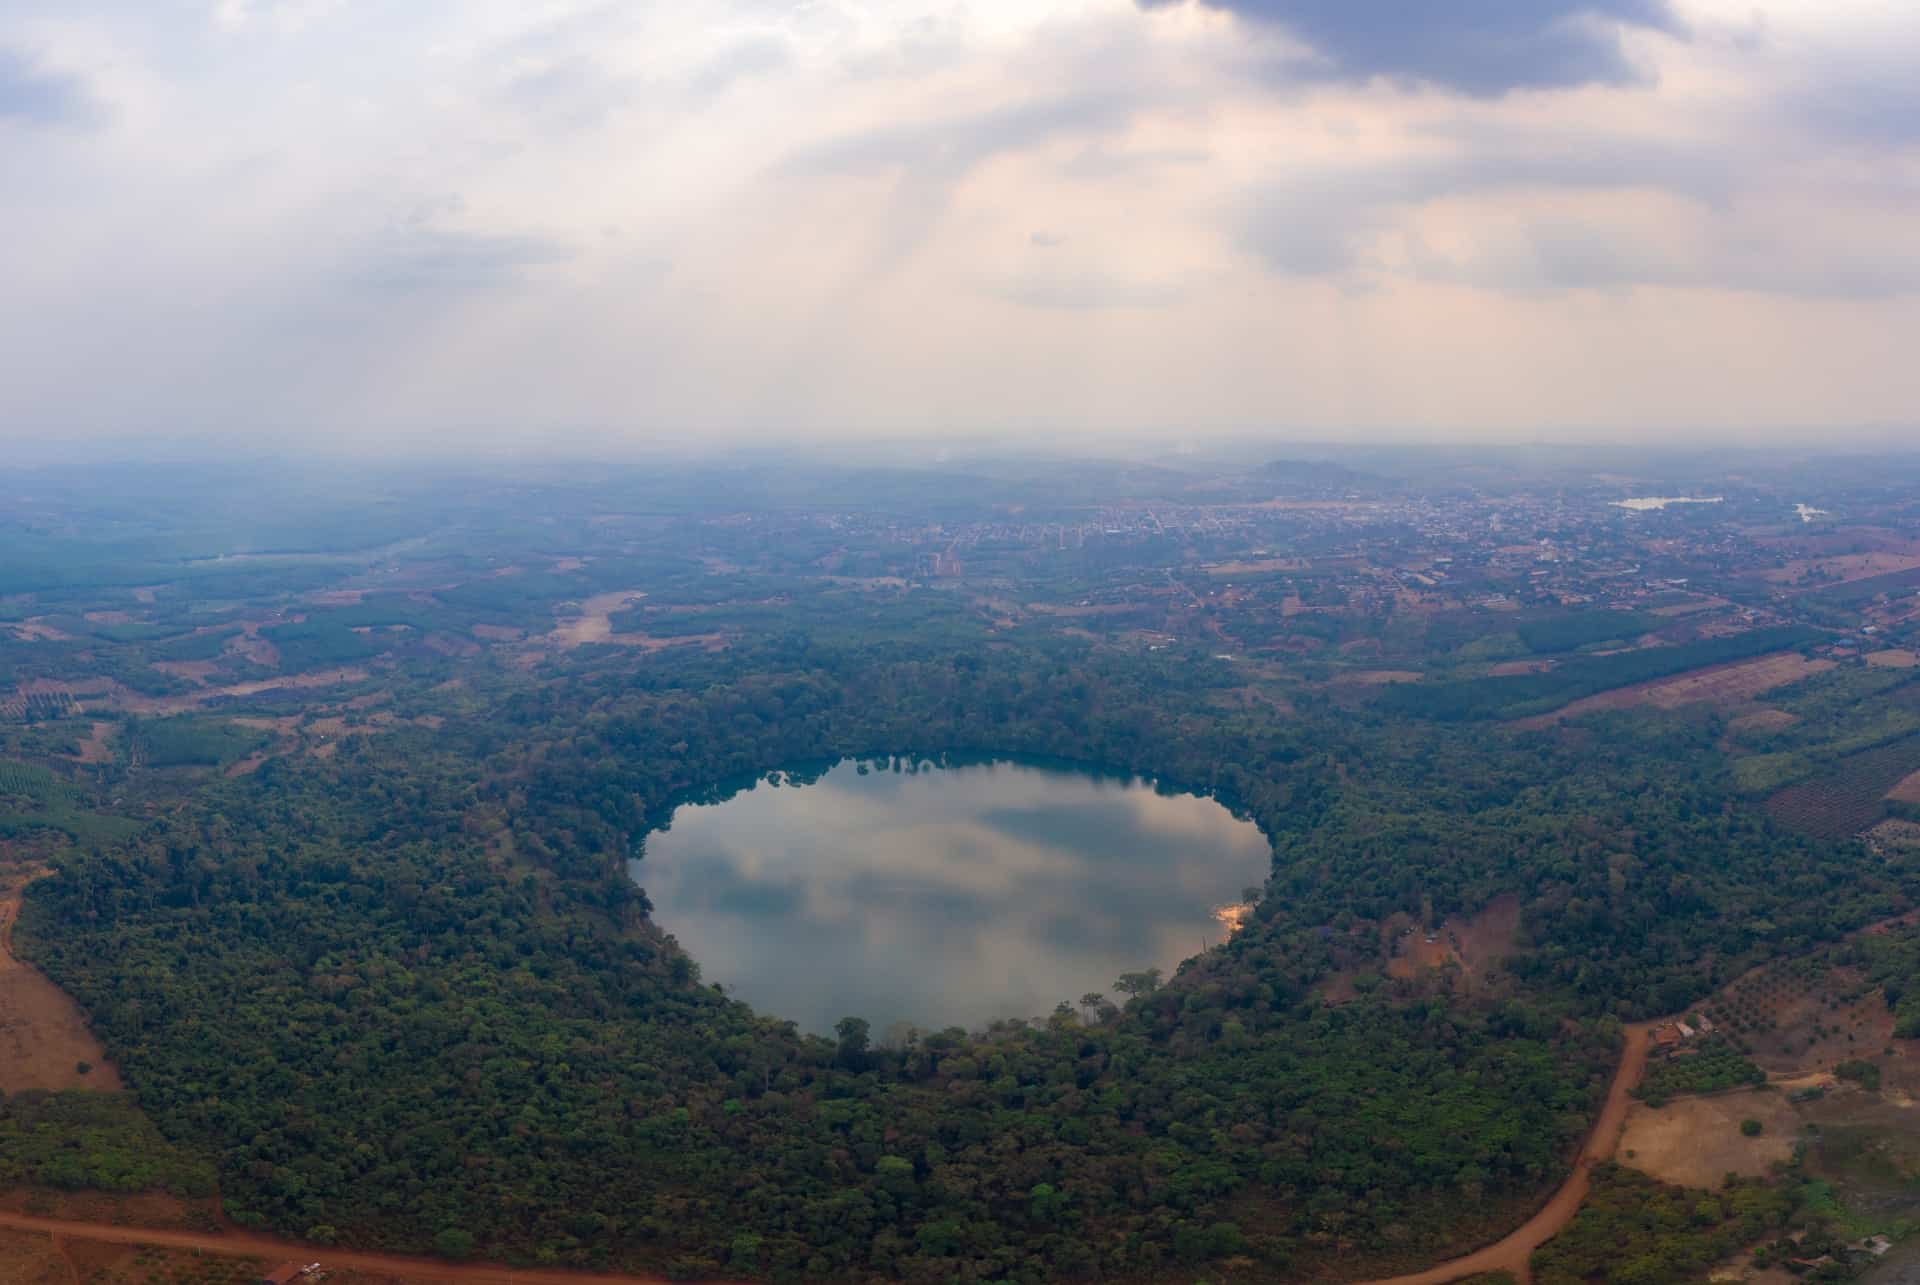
[1356,1021,1652,1285]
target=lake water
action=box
[634,758,1271,1037]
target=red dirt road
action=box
[0,1023,1654,1285]
[0,1211,747,1285]
[1356,1022,1652,1285]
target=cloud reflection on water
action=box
[633,760,1270,1037]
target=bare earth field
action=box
[1870,650,1920,669]
[0,1227,67,1285]
[1617,1089,1799,1188]
[1890,770,1920,805]
[0,870,120,1093]
[101,669,370,717]
[1511,652,1835,729]
[550,591,646,647]
[1763,548,1920,586]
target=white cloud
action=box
[1,0,1918,448]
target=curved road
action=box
[2,868,1655,1285]
[0,1025,1652,1285]
[1357,1022,1653,1285]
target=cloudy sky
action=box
[3,0,1917,449]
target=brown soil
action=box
[1888,770,1920,805]
[549,591,648,647]
[0,1212,747,1285]
[106,670,369,717]
[0,1189,200,1231]
[1705,963,1893,1076]
[1383,896,1521,990]
[1490,659,1555,676]
[1510,653,1834,729]
[1358,1024,1653,1285]
[1616,1089,1799,1188]
[1337,670,1424,686]
[1869,650,1920,669]
[0,1227,67,1284]
[68,724,117,765]
[1764,550,1920,587]
[0,871,121,1092]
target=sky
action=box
[3,0,1918,451]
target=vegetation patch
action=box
[1379,627,1823,721]
[1765,734,1920,839]
[1531,1163,1795,1285]
[0,1090,216,1197]
[126,718,268,770]
[1634,1035,1766,1106]
[1513,609,1660,654]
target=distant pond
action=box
[633,758,1271,1037]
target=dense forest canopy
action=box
[18,635,1917,1281]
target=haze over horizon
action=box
[4,0,1918,450]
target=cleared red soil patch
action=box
[1869,649,1920,670]
[1889,770,1920,805]
[0,870,120,1093]
[1510,652,1834,730]
[0,1228,67,1285]
[1384,896,1521,990]
[1617,1090,1799,1188]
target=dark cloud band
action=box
[1140,0,1681,96]
[0,45,104,126]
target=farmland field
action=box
[1765,735,1920,839]
[1509,651,1833,729]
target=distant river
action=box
[633,758,1270,1037]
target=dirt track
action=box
[0,1212,748,1285]
[0,873,1649,1285]
[0,1027,1652,1285]
[1356,1022,1652,1285]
